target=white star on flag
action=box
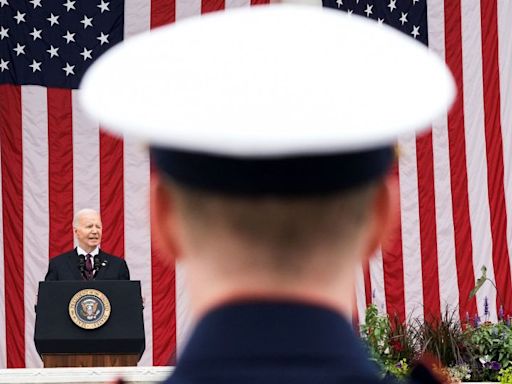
[30,28,43,41]
[364,4,373,17]
[46,45,59,58]
[63,0,75,11]
[13,43,26,56]
[80,47,92,60]
[80,15,93,29]
[399,12,408,25]
[387,0,397,12]
[0,58,9,72]
[63,30,75,43]
[14,11,26,24]
[29,60,42,72]
[62,62,75,76]
[97,32,109,45]
[29,0,42,8]
[47,13,60,26]
[97,0,110,13]
[0,26,8,40]
[411,25,420,39]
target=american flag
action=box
[0,0,511,369]
[324,0,512,327]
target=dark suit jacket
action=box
[163,301,441,384]
[44,249,130,281]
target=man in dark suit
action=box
[45,209,129,281]
[80,4,453,384]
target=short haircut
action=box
[73,209,100,228]
[168,179,380,274]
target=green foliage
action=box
[411,308,474,368]
[465,321,512,381]
[498,367,512,384]
[360,304,413,378]
[384,358,409,379]
[446,364,472,382]
[360,304,512,382]
[469,266,488,299]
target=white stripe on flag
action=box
[22,86,49,368]
[461,0,497,321]
[174,0,202,356]
[124,0,150,38]
[355,262,366,325]
[497,0,512,285]
[176,263,191,357]
[124,140,153,366]
[122,0,153,367]
[370,249,386,314]
[72,90,100,215]
[226,0,250,8]
[176,0,201,20]
[399,135,423,321]
[0,108,5,368]
[427,0,459,318]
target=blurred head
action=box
[152,172,397,317]
[73,209,102,253]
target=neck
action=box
[79,245,97,254]
[183,258,359,322]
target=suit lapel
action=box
[67,249,84,280]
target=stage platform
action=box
[0,366,173,384]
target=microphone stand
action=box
[78,254,86,280]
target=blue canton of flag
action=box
[323,0,428,46]
[0,0,124,88]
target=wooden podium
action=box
[34,281,145,368]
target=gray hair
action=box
[73,209,100,228]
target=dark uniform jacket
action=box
[44,248,130,281]
[163,301,442,384]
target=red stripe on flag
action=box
[444,0,477,320]
[352,290,360,331]
[362,259,372,308]
[0,85,25,368]
[151,236,177,365]
[151,0,175,28]
[480,0,512,314]
[99,131,124,257]
[202,0,224,13]
[47,89,74,257]
[251,0,270,4]
[149,0,177,367]
[382,165,406,323]
[416,131,441,320]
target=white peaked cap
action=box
[80,4,455,157]
[79,5,455,196]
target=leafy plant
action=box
[411,307,474,368]
[465,321,512,381]
[360,304,414,378]
[498,367,512,384]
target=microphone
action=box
[94,257,101,272]
[78,254,85,273]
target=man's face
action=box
[74,212,102,252]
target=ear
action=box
[151,173,183,263]
[362,175,400,260]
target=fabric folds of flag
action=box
[324,0,512,327]
[1,0,512,370]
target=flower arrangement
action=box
[361,267,512,382]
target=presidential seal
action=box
[68,289,111,330]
